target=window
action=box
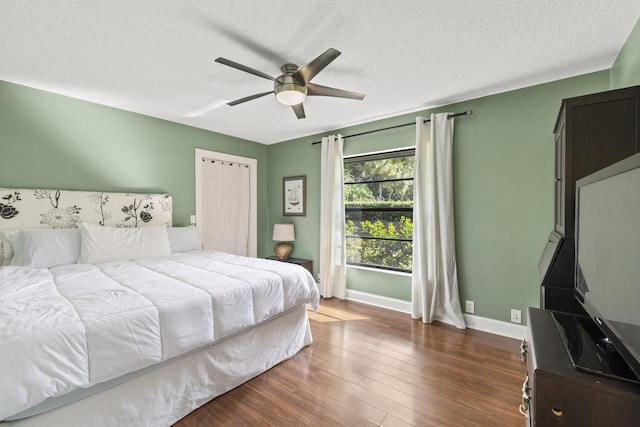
[344,149,414,272]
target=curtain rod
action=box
[310,110,472,146]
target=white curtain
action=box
[319,134,347,298]
[411,114,466,328]
[201,159,251,256]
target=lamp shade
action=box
[272,223,295,241]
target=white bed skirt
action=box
[4,304,312,427]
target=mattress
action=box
[0,251,319,421]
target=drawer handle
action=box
[520,339,528,362]
[519,376,530,418]
[552,407,563,417]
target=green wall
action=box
[611,18,640,89]
[0,80,270,250]
[267,71,610,324]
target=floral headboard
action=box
[0,188,172,229]
[0,188,172,259]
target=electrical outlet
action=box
[189,215,196,224]
[511,309,522,324]
[465,300,475,314]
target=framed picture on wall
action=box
[283,175,306,216]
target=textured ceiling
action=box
[1,1,639,144]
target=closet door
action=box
[195,149,257,257]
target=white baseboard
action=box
[345,289,412,313]
[344,289,527,340]
[462,313,527,340]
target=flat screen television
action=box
[557,152,640,383]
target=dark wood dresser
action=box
[522,308,640,426]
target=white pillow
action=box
[79,223,171,264]
[166,226,201,253]
[5,229,81,268]
[1,232,15,265]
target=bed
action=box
[0,188,319,426]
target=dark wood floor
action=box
[174,298,525,426]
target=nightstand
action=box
[265,256,313,276]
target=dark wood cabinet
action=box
[532,86,640,424]
[542,86,640,310]
[265,256,313,276]
[523,308,640,426]
[553,85,640,238]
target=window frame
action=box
[343,148,415,273]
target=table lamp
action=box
[273,223,295,259]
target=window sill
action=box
[346,264,412,277]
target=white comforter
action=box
[0,251,319,420]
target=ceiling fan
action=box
[215,48,365,119]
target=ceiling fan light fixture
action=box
[275,84,306,106]
[215,49,364,118]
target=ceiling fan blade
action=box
[293,48,341,84]
[307,83,366,100]
[292,103,305,119]
[227,91,274,106]
[215,57,275,81]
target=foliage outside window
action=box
[344,149,414,272]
